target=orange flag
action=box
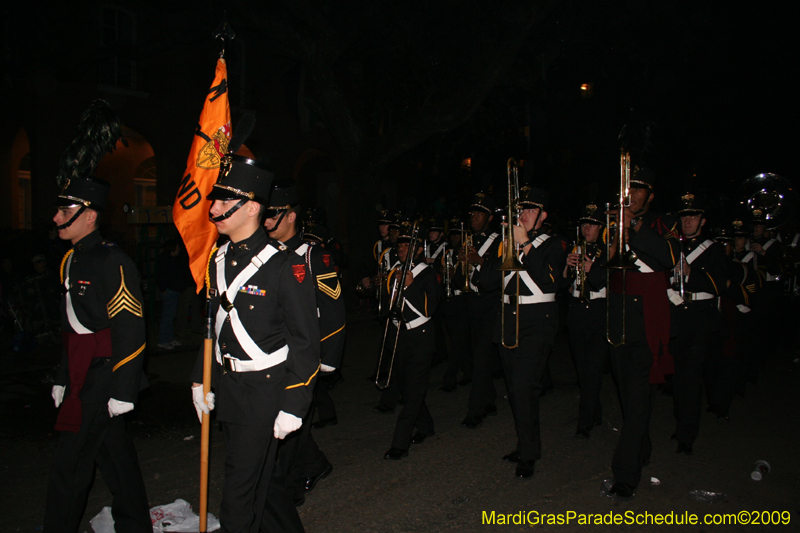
[173,58,231,293]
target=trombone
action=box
[601,151,639,347]
[497,158,526,349]
[375,221,420,390]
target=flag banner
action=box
[173,58,231,293]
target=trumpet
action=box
[375,222,420,390]
[497,158,526,349]
[601,151,639,347]
[575,226,588,304]
[443,246,453,299]
[460,223,474,294]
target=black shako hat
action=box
[578,202,604,226]
[55,99,125,212]
[377,208,394,225]
[678,192,706,216]
[56,177,111,212]
[427,216,444,232]
[518,186,549,211]
[207,154,274,205]
[396,219,419,243]
[469,192,497,214]
[630,166,655,190]
[448,216,464,235]
[262,180,299,218]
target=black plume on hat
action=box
[56,99,125,190]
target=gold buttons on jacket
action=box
[231,260,238,266]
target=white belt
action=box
[393,315,431,330]
[503,294,556,304]
[221,345,289,372]
[571,288,607,300]
[683,292,715,302]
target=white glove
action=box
[108,398,134,417]
[273,411,302,439]
[320,364,336,372]
[51,385,65,408]
[192,384,215,423]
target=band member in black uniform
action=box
[303,219,344,429]
[668,193,727,455]
[480,186,566,478]
[358,209,395,311]
[382,222,441,459]
[707,222,757,421]
[263,182,345,506]
[747,209,785,363]
[424,216,449,366]
[441,218,473,391]
[459,193,502,429]
[190,154,320,533]
[45,101,150,533]
[605,167,679,500]
[564,204,608,439]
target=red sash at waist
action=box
[610,270,674,384]
[55,328,113,433]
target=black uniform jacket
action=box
[566,241,608,294]
[670,234,727,335]
[450,231,501,297]
[56,231,146,403]
[283,234,346,369]
[192,228,320,424]
[384,259,440,328]
[481,231,567,341]
[608,210,679,344]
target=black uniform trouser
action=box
[221,422,304,533]
[442,295,472,388]
[499,325,554,462]
[44,401,150,533]
[609,340,655,489]
[313,373,337,420]
[567,298,607,430]
[282,393,331,500]
[391,323,435,450]
[671,303,721,445]
[432,304,449,364]
[467,294,499,417]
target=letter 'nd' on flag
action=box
[173,58,231,293]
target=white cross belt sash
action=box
[470,233,499,290]
[685,239,714,264]
[430,242,446,259]
[502,235,554,304]
[215,242,288,371]
[392,263,432,329]
[65,254,92,334]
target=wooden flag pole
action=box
[199,291,213,532]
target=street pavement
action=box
[1,308,798,532]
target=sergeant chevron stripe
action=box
[317,272,341,299]
[107,266,144,318]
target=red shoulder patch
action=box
[292,264,306,283]
[322,253,331,267]
[560,239,567,251]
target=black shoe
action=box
[294,495,306,507]
[716,414,730,424]
[411,431,435,444]
[515,460,535,478]
[383,447,408,460]
[304,462,333,492]
[457,377,472,386]
[676,442,693,455]
[439,384,457,393]
[460,415,483,429]
[607,482,635,501]
[575,428,591,439]
[373,404,395,414]
[502,450,521,463]
[483,405,498,417]
[311,417,338,429]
